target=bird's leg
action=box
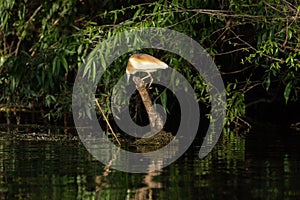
[141,73,151,82]
[141,72,153,88]
[148,75,153,88]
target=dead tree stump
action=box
[132,76,164,133]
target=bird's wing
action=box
[129,58,168,70]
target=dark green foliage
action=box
[0,0,299,128]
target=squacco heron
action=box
[126,54,168,86]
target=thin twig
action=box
[228,29,285,63]
[15,5,42,56]
[25,5,42,26]
[95,99,121,146]
[220,65,252,75]
[282,16,289,49]
[214,47,248,56]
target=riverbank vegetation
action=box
[1,0,299,133]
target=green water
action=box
[1,128,300,200]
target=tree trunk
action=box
[132,76,164,133]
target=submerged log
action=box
[130,131,174,153]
